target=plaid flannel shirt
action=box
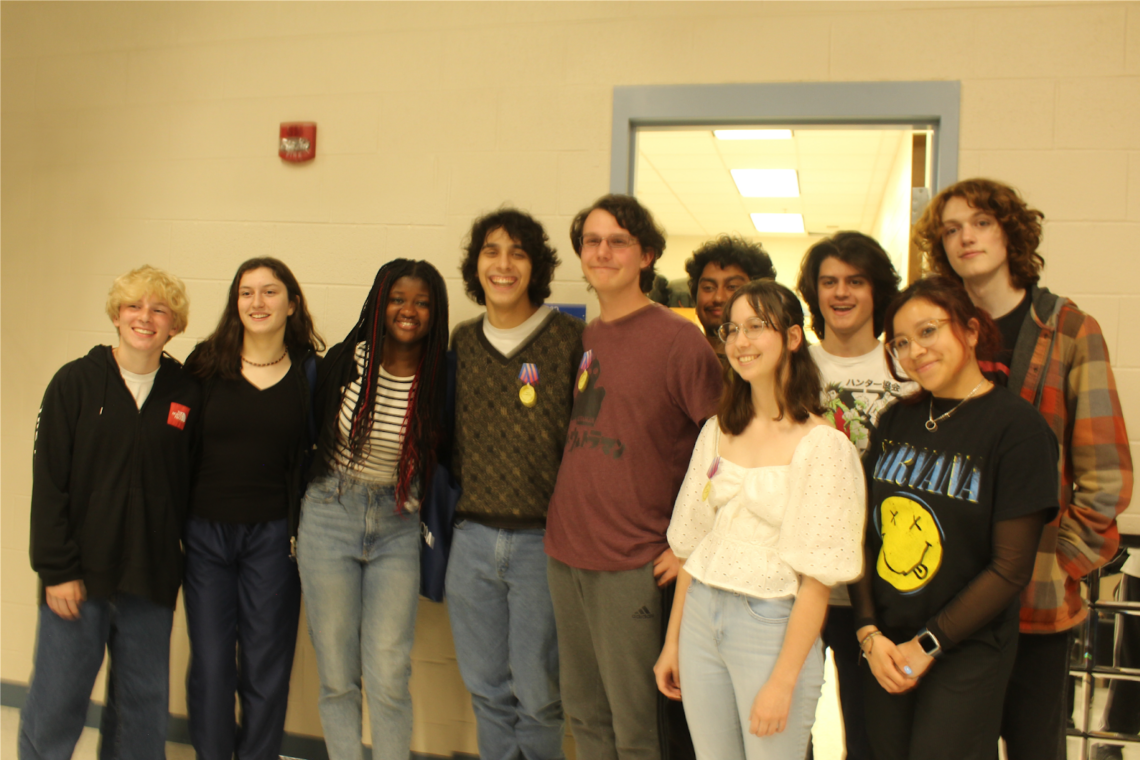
[1011,286,1133,633]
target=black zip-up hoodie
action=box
[30,345,201,609]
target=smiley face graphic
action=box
[876,495,943,592]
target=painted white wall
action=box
[3,2,1138,756]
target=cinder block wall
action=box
[3,2,1138,756]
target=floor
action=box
[0,706,195,760]
[0,657,844,760]
[9,658,1125,760]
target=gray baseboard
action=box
[1,681,476,760]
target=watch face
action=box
[919,632,938,654]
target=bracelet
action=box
[859,630,882,657]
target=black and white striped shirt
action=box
[332,343,413,484]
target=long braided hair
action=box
[337,259,449,510]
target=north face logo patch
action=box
[167,402,189,430]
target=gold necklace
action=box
[241,349,288,367]
[926,379,988,432]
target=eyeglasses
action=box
[716,317,771,343]
[580,234,637,250]
[887,319,951,359]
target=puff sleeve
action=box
[667,418,721,561]
[776,427,866,587]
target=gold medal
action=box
[701,481,712,501]
[518,363,539,407]
[578,371,588,391]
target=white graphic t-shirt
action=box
[810,343,915,454]
[810,342,916,605]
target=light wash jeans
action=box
[297,474,420,760]
[678,580,824,760]
[19,593,173,760]
[445,520,564,760]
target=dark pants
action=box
[816,605,872,760]
[1000,629,1071,760]
[19,593,174,760]
[183,517,301,760]
[864,616,1018,760]
[659,580,696,760]
[547,557,663,760]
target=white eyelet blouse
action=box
[667,418,866,599]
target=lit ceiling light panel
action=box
[751,213,805,234]
[714,129,793,140]
[731,169,800,198]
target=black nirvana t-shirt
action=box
[862,386,1057,640]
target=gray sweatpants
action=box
[547,557,662,760]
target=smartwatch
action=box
[916,628,942,659]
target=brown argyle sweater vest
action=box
[450,310,584,529]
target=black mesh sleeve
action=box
[925,510,1049,650]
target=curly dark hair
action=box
[914,178,1045,290]
[882,275,1002,403]
[796,232,901,341]
[569,194,666,293]
[328,259,449,511]
[459,208,560,307]
[684,235,776,302]
[185,257,325,380]
[717,279,825,434]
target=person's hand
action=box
[896,638,935,680]
[866,634,918,694]
[653,547,681,587]
[45,580,86,620]
[749,678,793,737]
[653,641,682,701]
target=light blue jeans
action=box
[445,521,564,760]
[678,580,823,760]
[297,474,420,760]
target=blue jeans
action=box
[678,580,823,760]
[183,517,301,760]
[445,521,564,760]
[19,593,173,760]
[297,474,420,760]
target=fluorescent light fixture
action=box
[751,213,805,234]
[714,129,793,140]
[731,169,800,198]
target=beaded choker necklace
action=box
[241,349,288,367]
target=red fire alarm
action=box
[279,122,316,162]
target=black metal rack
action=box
[1068,535,1140,760]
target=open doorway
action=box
[634,125,932,307]
[609,80,959,311]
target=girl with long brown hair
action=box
[654,279,865,759]
[183,257,324,760]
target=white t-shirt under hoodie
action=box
[119,366,158,409]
